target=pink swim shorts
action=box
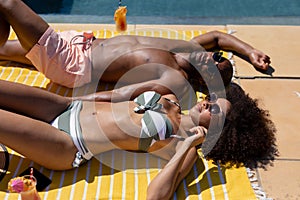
[26,27,94,88]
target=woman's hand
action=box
[186,126,207,147]
[249,49,271,71]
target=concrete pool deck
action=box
[228,25,300,200]
[53,23,299,199]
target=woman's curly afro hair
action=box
[205,82,279,169]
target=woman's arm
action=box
[190,31,271,71]
[147,127,206,200]
[147,147,198,200]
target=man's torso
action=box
[91,35,193,84]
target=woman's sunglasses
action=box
[205,93,221,115]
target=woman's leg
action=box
[0,0,49,51]
[0,80,72,122]
[0,109,77,170]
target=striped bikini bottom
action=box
[51,100,93,167]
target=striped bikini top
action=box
[134,91,179,151]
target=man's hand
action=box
[249,49,271,71]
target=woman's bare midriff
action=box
[79,101,141,155]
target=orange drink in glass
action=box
[20,175,41,200]
[8,175,41,200]
[114,6,127,32]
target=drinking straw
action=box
[30,167,33,181]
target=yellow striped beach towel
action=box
[0,26,259,200]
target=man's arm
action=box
[76,81,172,102]
[75,70,188,102]
[190,31,271,71]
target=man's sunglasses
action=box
[205,93,221,115]
[212,51,224,63]
[206,52,224,78]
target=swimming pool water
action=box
[24,0,300,25]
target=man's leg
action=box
[0,40,32,64]
[0,16,10,46]
[0,0,49,51]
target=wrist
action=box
[175,138,193,152]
